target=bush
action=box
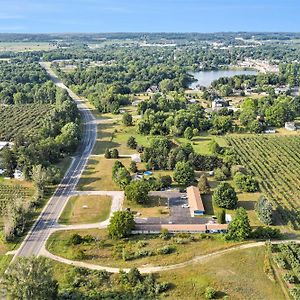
[205,287,217,299]
[214,168,227,181]
[283,272,296,284]
[156,245,176,255]
[234,172,258,192]
[160,175,172,188]
[69,233,83,245]
[159,229,169,240]
[104,148,111,159]
[251,227,282,239]
[127,136,137,149]
[111,149,119,158]
[217,209,226,224]
[273,254,287,269]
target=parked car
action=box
[181,204,190,208]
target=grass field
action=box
[159,247,286,300]
[59,195,112,225]
[0,42,55,52]
[227,135,300,227]
[77,157,131,191]
[47,229,240,268]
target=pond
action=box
[189,69,258,89]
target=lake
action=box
[189,70,258,89]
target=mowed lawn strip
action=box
[59,195,112,225]
[77,157,131,191]
[46,229,240,268]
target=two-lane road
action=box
[14,62,97,257]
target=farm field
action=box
[58,195,112,225]
[272,242,300,299]
[0,42,55,52]
[227,135,300,228]
[0,104,52,140]
[46,228,240,268]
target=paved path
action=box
[13,62,97,259]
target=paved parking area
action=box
[143,190,211,225]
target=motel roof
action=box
[187,186,205,213]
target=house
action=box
[285,122,297,131]
[187,186,205,216]
[0,141,13,151]
[14,169,23,180]
[131,153,141,163]
[147,85,159,93]
[211,98,228,110]
[275,86,289,95]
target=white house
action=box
[211,98,228,110]
[285,122,297,131]
[14,170,23,180]
[147,85,159,93]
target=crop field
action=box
[227,135,300,227]
[0,183,32,214]
[0,104,52,140]
[272,242,300,299]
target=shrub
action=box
[159,229,169,240]
[111,149,119,158]
[234,172,258,192]
[104,148,111,159]
[69,233,83,245]
[251,227,281,239]
[283,272,296,284]
[205,287,217,299]
[156,245,176,255]
[127,136,137,149]
[214,168,227,181]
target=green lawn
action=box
[123,195,169,218]
[59,195,112,225]
[159,247,286,300]
[47,229,240,268]
[77,157,131,191]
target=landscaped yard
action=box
[46,229,240,268]
[77,157,131,191]
[59,195,112,225]
[159,247,286,300]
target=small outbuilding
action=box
[285,122,297,131]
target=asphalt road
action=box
[14,62,97,258]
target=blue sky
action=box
[0,0,299,33]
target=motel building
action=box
[187,186,205,216]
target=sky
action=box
[0,0,299,33]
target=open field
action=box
[0,42,55,52]
[46,229,240,268]
[0,104,52,141]
[227,135,300,228]
[159,246,286,300]
[77,157,131,191]
[59,195,112,225]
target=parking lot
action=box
[144,190,211,225]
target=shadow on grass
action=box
[238,200,256,210]
[202,194,214,215]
